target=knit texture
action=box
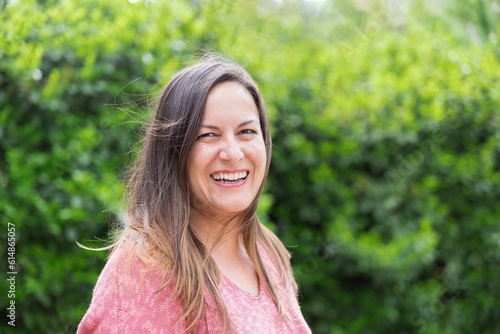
[77,242,311,333]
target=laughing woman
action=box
[77,55,311,334]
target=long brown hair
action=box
[113,54,296,333]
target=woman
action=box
[78,55,311,333]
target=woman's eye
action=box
[239,129,257,135]
[196,133,216,140]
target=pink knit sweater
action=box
[77,242,311,333]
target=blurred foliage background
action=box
[1,0,500,333]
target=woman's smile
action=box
[210,169,249,187]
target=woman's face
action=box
[187,81,266,218]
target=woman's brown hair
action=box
[111,54,296,333]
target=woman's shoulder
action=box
[77,243,184,334]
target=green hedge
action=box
[1,0,499,333]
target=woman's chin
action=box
[196,202,252,218]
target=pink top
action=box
[77,242,311,333]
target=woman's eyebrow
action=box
[200,124,219,130]
[200,120,259,130]
[238,120,259,128]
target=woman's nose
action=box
[219,137,244,163]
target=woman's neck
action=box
[189,208,244,260]
[189,208,259,296]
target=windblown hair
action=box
[113,54,296,333]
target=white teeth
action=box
[211,171,248,182]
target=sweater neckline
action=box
[220,272,263,299]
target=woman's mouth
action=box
[210,171,248,184]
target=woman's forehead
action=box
[202,83,259,121]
